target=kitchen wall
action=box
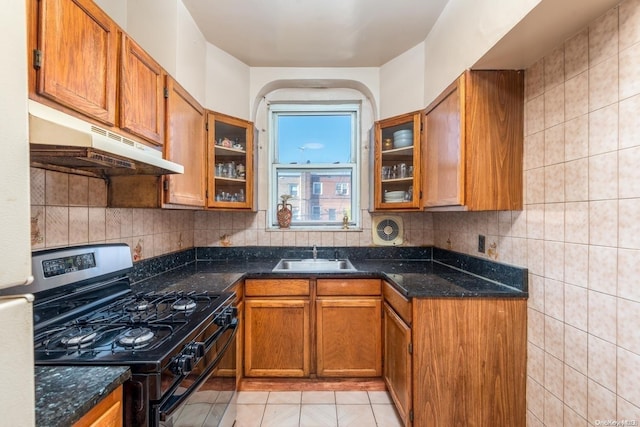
[379,43,425,119]
[30,168,195,261]
[423,0,540,104]
[433,1,640,424]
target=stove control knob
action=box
[184,342,205,358]
[215,310,231,326]
[173,354,194,375]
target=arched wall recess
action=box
[250,79,378,123]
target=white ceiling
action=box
[182,0,450,67]
[183,0,624,69]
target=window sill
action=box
[266,227,362,232]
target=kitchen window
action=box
[269,103,360,228]
[335,183,349,195]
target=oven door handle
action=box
[157,319,238,421]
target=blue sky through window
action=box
[277,114,352,164]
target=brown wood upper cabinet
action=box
[423,70,524,211]
[120,36,166,147]
[373,112,423,211]
[32,0,118,126]
[163,77,207,207]
[207,112,255,210]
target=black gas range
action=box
[12,244,238,426]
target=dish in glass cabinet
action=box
[393,129,412,138]
[393,136,413,148]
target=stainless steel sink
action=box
[272,258,357,273]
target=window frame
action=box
[268,103,360,229]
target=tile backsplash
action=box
[30,167,434,259]
[30,168,195,260]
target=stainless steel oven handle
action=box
[158,319,238,421]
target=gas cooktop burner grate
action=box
[59,327,98,349]
[125,298,154,312]
[171,297,196,311]
[117,327,155,348]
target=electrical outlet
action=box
[478,235,486,253]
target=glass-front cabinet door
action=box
[207,111,254,210]
[373,111,422,210]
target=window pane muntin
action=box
[274,167,354,226]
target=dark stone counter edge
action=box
[35,366,131,427]
[132,246,528,298]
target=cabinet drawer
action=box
[317,279,381,296]
[245,279,310,297]
[383,281,412,325]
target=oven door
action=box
[154,316,238,427]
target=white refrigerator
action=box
[0,1,36,426]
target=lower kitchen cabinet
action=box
[316,297,382,377]
[244,299,311,377]
[383,301,412,427]
[243,279,311,377]
[73,384,123,427]
[412,298,527,426]
[316,279,382,377]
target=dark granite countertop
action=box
[131,247,527,298]
[35,366,131,427]
[351,260,524,297]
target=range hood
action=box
[28,100,184,176]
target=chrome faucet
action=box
[312,244,318,260]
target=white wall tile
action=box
[565,324,588,374]
[619,146,640,198]
[617,249,640,302]
[619,198,640,249]
[588,245,618,295]
[588,290,618,343]
[617,347,640,409]
[587,336,617,391]
[564,115,589,161]
[589,57,619,111]
[619,42,640,100]
[565,284,589,331]
[564,72,588,121]
[619,0,640,49]
[565,29,589,79]
[588,104,619,155]
[619,94,640,150]
[589,7,619,67]
[588,152,618,201]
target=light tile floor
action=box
[234,390,403,427]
